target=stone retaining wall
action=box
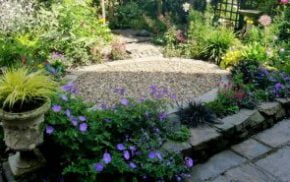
[163,99,290,163]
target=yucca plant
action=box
[0,67,57,112]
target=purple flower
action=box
[148,151,156,159]
[70,116,78,126]
[60,94,68,102]
[51,52,64,60]
[99,103,108,110]
[46,125,54,135]
[170,94,177,100]
[116,144,126,151]
[113,87,125,96]
[46,65,57,75]
[176,176,182,181]
[123,150,130,160]
[159,112,167,121]
[185,157,194,168]
[65,109,71,117]
[129,162,137,169]
[156,152,163,160]
[52,105,61,112]
[129,146,137,152]
[103,152,112,164]
[94,163,104,172]
[79,123,88,132]
[61,82,78,94]
[120,98,129,106]
[78,116,87,122]
[149,84,158,94]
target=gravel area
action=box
[72,57,229,107]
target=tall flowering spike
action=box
[185,157,194,168]
[52,105,61,112]
[46,125,54,135]
[123,150,130,160]
[79,123,88,132]
[103,152,112,164]
[116,143,126,151]
[94,163,104,172]
[120,98,129,106]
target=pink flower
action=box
[258,15,272,27]
[280,0,289,4]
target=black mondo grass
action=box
[177,102,219,127]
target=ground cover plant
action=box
[43,83,193,181]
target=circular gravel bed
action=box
[72,57,229,107]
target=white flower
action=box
[182,2,191,12]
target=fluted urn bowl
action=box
[0,99,51,151]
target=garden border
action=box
[164,91,290,164]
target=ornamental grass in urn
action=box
[0,68,56,176]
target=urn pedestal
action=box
[0,100,51,176]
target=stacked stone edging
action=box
[164,98,290,163]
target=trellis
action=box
[213,0,257,30]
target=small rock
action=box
[189,126,221,148]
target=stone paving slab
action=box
[189,150,246,181]
[254,119,290,148]
[189,126,221,148]
[231,139,271,160]
[210,163,277,182]
[255,146,290,181]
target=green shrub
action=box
[44,84,193,181]
[242,42,267,63]
[220,49,243,69]
[206,87,239,117]
[279,7,290,42]
[200,27,237,64]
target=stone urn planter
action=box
[0,99,51,176]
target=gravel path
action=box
[71,57,229,107]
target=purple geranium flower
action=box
[159,112,167,121]
[116,143,126,151]
[79,123,88,132]
[78,116,87,122]
[123,150,130,160]
[129,146,137,152]
[70,117,78,126]
[46,125,54,135]
[65,109,71,117]
[103,152,112,164]
[113,87,126,96]
[99,103,108,110]
[94,163,104,172]
[61,82,78,94]
[120,98,129,106]
[148,151,156,159]
[129,162,137,169]
[52,105,61,112]
[60,94,68,102]
[185,157,194,168]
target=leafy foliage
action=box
[177,102,217,127]
[44,86,192,181]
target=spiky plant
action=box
[177,102,218,127]
[0,67,57,111]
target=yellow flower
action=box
[37,64,44,69]
[246,19,254,25]
[99,18,106,24]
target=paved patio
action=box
[189,119,290,182]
